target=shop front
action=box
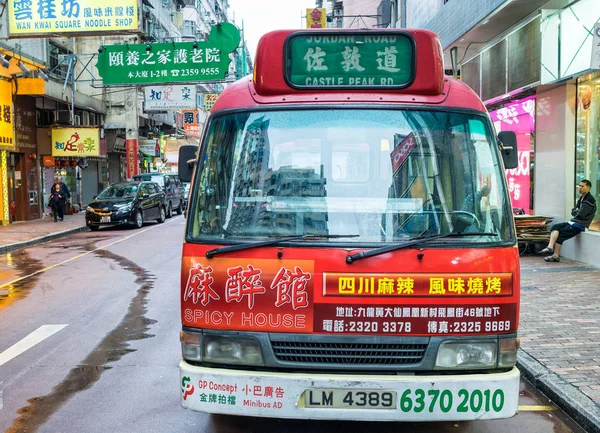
[576,71,600,232]
[489,95,536,215]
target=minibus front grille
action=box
[271,341,427,365]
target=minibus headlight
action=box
[435,341,496,369]
[204,335,264,366]
[180,331,202,362]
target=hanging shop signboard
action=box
[8,0,139,37]
[51,127,100,157]
[203,93,219,112]
[182,110,201,136]
[139,139,160,158]
[0,80,14,151]
[96,23,241,85]
[306,8,326,29]
[144,85,197,111]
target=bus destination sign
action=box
[286,32,414,89]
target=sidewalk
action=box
[519,255,600,431]
[0,217,598,429]
[0,213,88,254]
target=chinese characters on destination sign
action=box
[288,33,413,87]
[181,257,516,336]
[9,0,139,36]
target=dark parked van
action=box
[132,173,184,217]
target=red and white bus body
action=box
[179,28,520,422]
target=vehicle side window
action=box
[147,183,157,194]
[139,184,149,195]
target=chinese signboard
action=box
[144,85,196,111]
[139,139,159,158]
[592,22,600,70]
[181,255,517,336]
[0,81,14,151]
[97,22,241,85]
[51,128,100,157]
[490,95,535,213]
[182,110,201,136]
[8,0,139,37]
[306,8,326,28]
[287,32,414,88]
[126,138,138,178]
[203,93,219,112]
[391,133,416,173]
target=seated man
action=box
[541,179,597,262]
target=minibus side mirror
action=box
[498,131,518,170]
[179,145,198,183]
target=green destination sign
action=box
[287,32,414,89]
[96,23,240,85]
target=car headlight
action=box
[204,335,264,366]
[86,206,95,213]
[435,341,496,369]
[180,331,202,362]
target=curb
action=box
[517,350,600,433]
[0,225,89,255]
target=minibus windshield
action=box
[188,109,514,245]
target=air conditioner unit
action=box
[54,110,71,124]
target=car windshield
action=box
[134,175,164,187]
[97,185,138,199]
[188,109,514,244]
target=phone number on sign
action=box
[332,321,511,333]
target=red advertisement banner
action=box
[126,138,139,179]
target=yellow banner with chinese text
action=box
[51,128,100,157]
[323,273,513,297]
[8,0,139,37]
[306,8,327,28]
[0,80,14,151]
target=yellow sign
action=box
[306,8,327,28]
[0,81,14,151]
[51,128,100,157]
[204,93,219,112]
[8,0,139,37]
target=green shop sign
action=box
[286,32,415,89]
[96,23,240,85]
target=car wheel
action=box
[134,210,143,229]
[157,206,166,223]
[176,201,183,215]
[166,202,173,218]
[88,225,99,231]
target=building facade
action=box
[403,0,600,267]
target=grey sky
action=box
[228,0,315,61]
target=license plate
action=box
[100,216,111,223]
[305,389,396,409]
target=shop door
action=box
[9,153,27,222]
[82,161,99,206]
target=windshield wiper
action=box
[345,232,498,264]
[206,234,359,258]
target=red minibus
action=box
[178,28,520,422]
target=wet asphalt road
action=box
[0,215,589,433]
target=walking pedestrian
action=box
[49,184,66,222]
[50,176,71,220]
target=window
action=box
[576,72,600,231]
[49,41,70,79]
[188,110,514,244]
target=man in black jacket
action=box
[50,176,71,221]
[541,179,597,262]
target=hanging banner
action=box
[8,0,139,37]
[0,81,14,151]
[51,128,100,157]
[126,138,139,179]
[182,110,201,136]
[306,8,326,28]
[96,22,241,85]
[144,85,197,111]
[592,22,600,70]
[139,139,160,158]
